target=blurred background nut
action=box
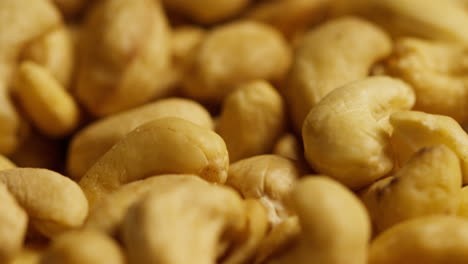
[67,98,213,180]
[369,216,468,264]
[40,230,124,264]
[361,145,462,233]
[121,181,246,264]
[182,21,291,103]
[79,117,229,207]
[217,81,286,162]
[0,168,88,238]
[272,177,370,264]
[385,38,468,123]
[302,76,415,189]
[76,0,172,116]
[285,16,392,132]
[272,134,303,162]
[390,111,468,184]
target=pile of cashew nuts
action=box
[1,0,468,263]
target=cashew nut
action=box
[302,76,415,189]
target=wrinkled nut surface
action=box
[122,181,246,264]
[182,21,291,103]
[362,145,462,233]
[67,98,213,180]
[14,61,80,137]
[385,38,468,123]
[41,230,124,264]
[332,0,468,44]
[285,16,392,132]
[303,76,415,189]
[369,216,468,264]
[227,155,301,225]
[77,0,172,116]
[0,183,27,263]
[217,81,286,162]
[390,110,468,184]
[84,174,206,236]
[79,117,229,207]
[273,176,370,264]
[0,168,88,237]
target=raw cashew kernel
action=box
[362,145,462,233]
[79,117,229,207]
[302,76,415,189]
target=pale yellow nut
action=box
[332,0,468,44]
[273,133,304,162]
[67,98,213,180]
[272,176,370,264]
[0,183,27,263]
[41,230,124,264]
[458,186,468,218]
[182,21,291,103]
[0,168,88,237]
[385,38,468,123]
[227,155,301,225]
[0,155,16,170]
[121,181,246,264]
[285,16,392,132]
[76,0,172,116]
[22,26,74,89]
[162,0,249,24]
[217,81,286,162]
[84,174,206,236]
[362,145,462,233]
[79,117,229,208]
[15,61,79,138]
[390,110,468,184]
[302,76,415,189]
[369,216,468,264]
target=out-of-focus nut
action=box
[273,133,304,162]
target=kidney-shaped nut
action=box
[0,168,88,237]
[302,76,415,189]
[332,0,468,45]
[84,174,206,236]
[362,145,462,233]
[14,61,80,138]
[390,110,468,184]
[67,98,213,180]
[163,0,249,24]
[385,38,468,122]
[227,155,301,225]
[40,230,124,264]
[216,81,286,162]
[285,16,392,132]
[182,21,291,103]
[369,216,468,264]
[76,0,172,116]
[0,183,27,263]
[79,117,229,208]
[122,181,246,264]
[273,176,370,264]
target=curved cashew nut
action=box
[369,216,468,264]
[0,183,27,263]
[285,16,392,132]
[121,181,246,264]
[302,76,415,189]
[79,117,229,207]
[227,155,301,225]
[362,145,462,233]
[273,176,370,264]
[390,110,468,184]
[0,168,88,237]
[84,174,206,236]
[40,230,124,264]
[216,81,286,162]
[67,98,213,180]
[76,0,172,116]
[182,21,291,103]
